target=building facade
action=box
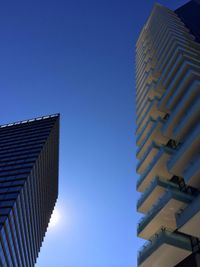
[0,114,59,267]
[135,1,200,266]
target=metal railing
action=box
[137,176,179,209]
[138,227,192,265]
[138,187,194,234]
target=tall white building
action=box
[135,1,200,266]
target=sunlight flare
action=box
[49,208,61,228]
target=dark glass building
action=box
[0,114,59,267]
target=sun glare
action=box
[49,208,60,228]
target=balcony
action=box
[137,145,174,192]
[136,82,152,107]
[166,71,200,112]
[157,35,199,76]
[158,62,200,113]
[136,117,155,146]
[177,194,200,239]
[136,57,152,83]
[138,228,193,267]
[136,81,163,120]
[157,29,199,69]
[137,176,179,213]
[168,123,200,178]
[136,69,155,99]
[136,117,168,160]
[137,97,152,124]
[136,143,160,175]
[173,96,200,142]
[183,156,200,188]
[136,61,160,94]
[137,189,194,239]
[136,97,164,135]
[161,80,200,140]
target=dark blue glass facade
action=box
[0,114,59,267]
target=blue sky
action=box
[0,0,187,266]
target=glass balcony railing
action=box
[136,117,155,145]
[166,68,200,111]
[158,41,194,79]
[136,78,150,103]
[156,57,187,111]
[137,145,174,191]
[163,54,199,96]
[137,191,171,234]
[173,96,200,141]
[136,82,160,118]
[137,189,194,236]
[176,194,200,230]
[136,142,160,174]
[183,155,200,185]
[136,121,156,156]
[136,70,155,100]
[157,83,170,111]
[137,176,179,211]
[136,82,150,103]
[136,83,151,107]
[136,68,153,90]
[136,117,164,159]
[136,97,161,135]
[158,61,199,113]
[136,98,152,124]
[168,123,200,174]
[138,228,193,267]
[136,100,154,133]
[161,84,199,141]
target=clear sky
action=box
[0,0,188,266]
